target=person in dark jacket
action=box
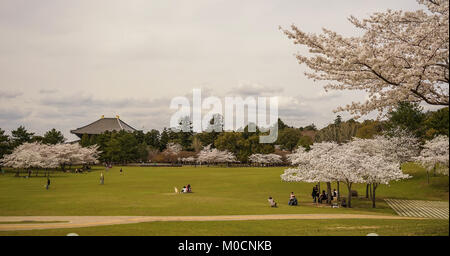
[318,190,328,203]
[46,177,50,190]
[312,186,318,203]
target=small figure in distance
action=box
[268,196,277,208]
[318,190,328,204]
[312,186,318,203]
[332,189,338,199]
[288,192,298,206]
[46,177,51,190]
[340,198,347,208]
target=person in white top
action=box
[268,197,277,207]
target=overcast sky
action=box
[0,0,431,141]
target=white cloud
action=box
[227,81,284,97]
[0,0,425,139]
[0,90,23,99]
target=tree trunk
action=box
[368,184,372,200]
[318,182,321,193]
[346,183,352,208]
[365,184,369,198]
[372,183,378,208]
[326,182,332,204]
[433,163,436,177]
[426,170,430,184]
[337,181,340,201]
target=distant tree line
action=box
[1,104,448,165]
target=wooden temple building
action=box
[71,115,137,139]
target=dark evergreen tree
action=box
[387,102,425,138]
[42,128,65,144]
[0,128,12,161]
[11,126,34,148]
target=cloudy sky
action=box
[0,0,428,140]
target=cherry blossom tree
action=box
[164,143,182,155]
[196,145,237,165]
[1,142,101,175]
[179,156,197,165]
[0,142,43,175]
[162,143,183,163]
[282,142,362,206]
[414,135,449,180]
[282,132,417,208]
[281,0,449,117]
[52,143,80,171]
[79,145,101,166]
[38,144,60,170]
[348,137,412,207]
[286,147,308,166]
[249,153,283,166]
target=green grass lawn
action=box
[1,219,448,236]
[0,164,448,235]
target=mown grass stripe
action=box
[385,199,449,219]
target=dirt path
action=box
[0,214,424,231]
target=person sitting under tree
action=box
[318,190,328,204]
[341,198,347,208]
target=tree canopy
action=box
[282,0,449,117]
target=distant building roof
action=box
[71,117,137,138]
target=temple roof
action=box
[71,117,137,137]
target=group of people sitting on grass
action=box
[268,188,346,208]
[74,168,85,173]
[175,184,192,194]
[312,186,338,204]
[267,192,299,208]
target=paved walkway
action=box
[0,214,423,231]
[385,199,449,219]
